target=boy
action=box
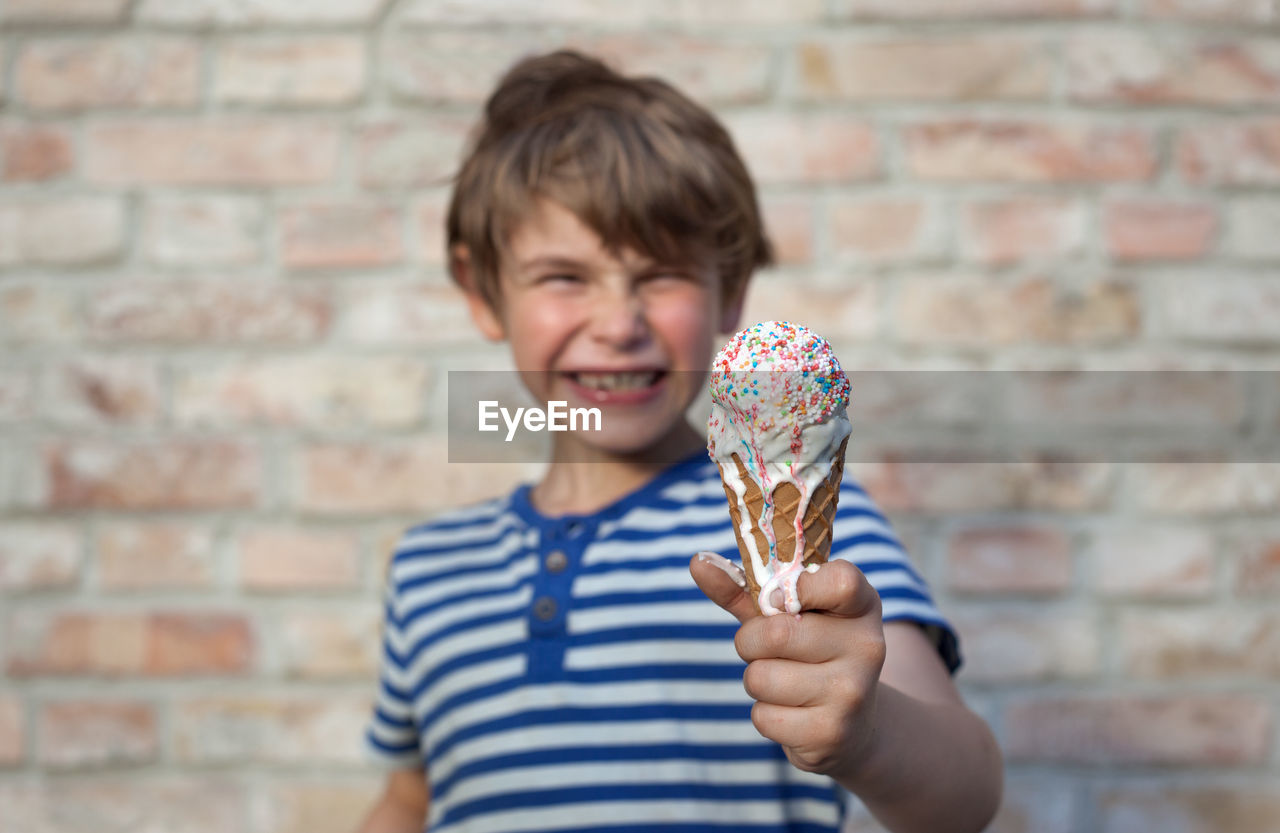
[357,50,1002,833]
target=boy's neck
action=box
[529,421,706,517]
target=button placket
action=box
[529,524,576,638]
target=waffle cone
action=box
[716,437,849,608]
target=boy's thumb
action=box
[690,552,760,624]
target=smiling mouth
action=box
[566,370,666,392]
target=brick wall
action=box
[1,1,1278,831]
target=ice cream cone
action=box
[706,321,853,615]
[716,437,848,607]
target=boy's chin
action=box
[556,426,698,464]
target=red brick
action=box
[280,201,404,270]
[895,276,1140,346]
[947,525,1073,595]
[950,611,1099,681]
[136,0,390,24]
[298,438,536,515]
[958,198,1085,264]
[237,528,361,591]
[355,119,472,190]
[1106,200,1217,262]
[0,284,79,344]
[0,0,130,23]
[0,197,126,267]
[1097,786,1280,833]
[1118,610,1280,678]
[1,123,74,182]
[740,278,877,343]
[215,37,366,106]
[852,458,1114,513]
[174,356,429,429]
[1178,118,1280,186]
[906,121,1157,182]
[335,283,482,345]
[15,37,200,111]
[1160,278,1280,344]
[86,120,340,185]
[0,522,81,591]
[1231,533,1280,596]
[1094,526,1215,598]
[6,611,253,676]
[758,194,815,266]
[834,0,1119,18]
[87,282,331,344]
[792,36,1050,102]
[142,195,264,267]
[726,113,879,184]
[34,440,261,510]
[0,697,22,766]
[1132,462,1280,514]
[275,610,380,678]
[43,355,163,426]
[173,695,370,764]
[96,522,217,591]
[828,198,943,264]
[253,779,383,833]
[1068,34,1280,105]
[1004,695,1272,765]
[1226,197,1280,261]
[38,701,157,769]
[0,778,248,833]
[148,614,255,675]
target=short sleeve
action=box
[364,569,424,769]
[830,480,962,675]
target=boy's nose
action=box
[589,288,649,350]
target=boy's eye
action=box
[538,273,583,285]
[640,269,694,283]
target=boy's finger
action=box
[690,552,760,625]
[795,560,881,620]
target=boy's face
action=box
[465,199,742,457]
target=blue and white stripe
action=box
[367,454,958,832]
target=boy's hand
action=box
[690,553,887,780]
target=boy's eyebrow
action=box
[519,253,682,274]
[518,255,588,272]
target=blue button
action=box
[532,596,558,621]
[545,550,569,573]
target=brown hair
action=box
[446,49,773,311]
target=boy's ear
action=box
[451,243,506,342]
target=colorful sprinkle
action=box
[707,321,850,435]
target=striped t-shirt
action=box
[365,451,959,833]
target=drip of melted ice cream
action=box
[707,321,851,616]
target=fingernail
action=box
[768,588,784,610]
[696,551,747,588]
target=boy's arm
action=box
[691,555,1003,833]
[356,769,429,833]
[837,622,1003,833]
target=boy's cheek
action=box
[650,300,719,367]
